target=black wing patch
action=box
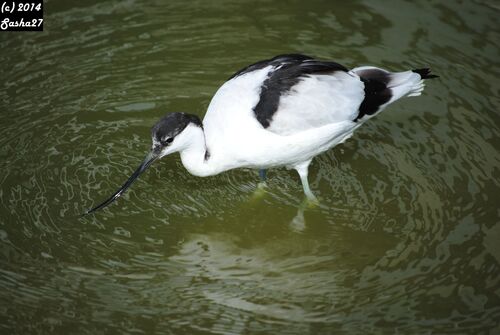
[354,69,392,122]
[231,54,348,128]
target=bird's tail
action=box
[351,66,438,121]
[393,68,439,99]
[353,66,438,98]
[362,67,438,99]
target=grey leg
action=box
[294,160,318,203]
[252,169,268,199]
[259,169,267,182]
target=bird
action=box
[85,53,437,214]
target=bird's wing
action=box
[264,64,365,135]
[218,54,365,136]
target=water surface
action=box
[0,0,499,333]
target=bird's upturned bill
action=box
[84,151,159,215]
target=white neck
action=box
[178,124,219,177]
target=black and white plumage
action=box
[86,53,437,214]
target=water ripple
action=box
[0,0,499,333]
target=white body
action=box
[165,63,428,200]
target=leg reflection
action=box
[290,199,313,232]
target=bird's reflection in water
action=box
[170,215,398,324]
[245,182,312,233]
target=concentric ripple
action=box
[0,0,499,334]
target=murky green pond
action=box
[1,0,499,333]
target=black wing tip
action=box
[228,53,313,80]
[412,68,439,79]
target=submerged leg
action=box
[294,160,318,204]
[258,169,268,188]
[251,169,268,200]
[259,169,267,182]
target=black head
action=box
[151,112,202,151]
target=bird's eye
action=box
[162,137,173,145]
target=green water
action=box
[1,0,499,333]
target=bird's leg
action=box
[259,169,267,183]
[256,169,267,190]
[295,160,319,204]
[251,169,268,200]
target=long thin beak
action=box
[84,151,160,215]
